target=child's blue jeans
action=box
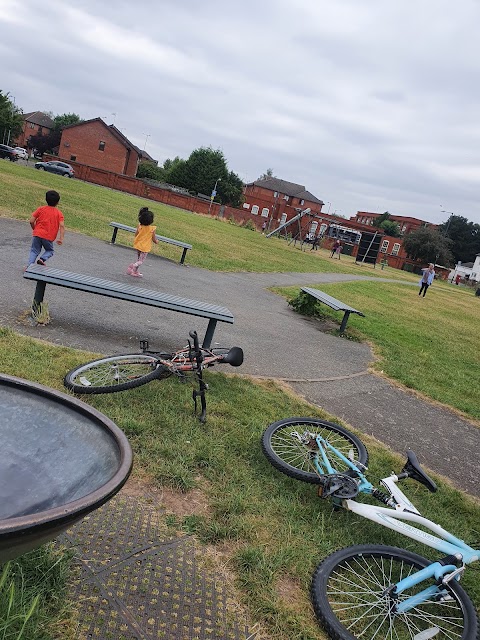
[29,236,54,265]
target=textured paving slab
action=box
[62,493,252,640]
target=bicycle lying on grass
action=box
[64,330,243,422]
[261,417,479,640]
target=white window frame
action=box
[251,205,259,215]
[392,243,400,256]
[261,208,269,217]
[242,203,250,209]
[280,213,287,225]
[380,239,389,253]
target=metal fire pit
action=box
[0,373,133,562]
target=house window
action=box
[300,199,305,205]
[392,243,400,256]
[284,195,289,202]
[274,191,278,197]
[29,122,35,129]
[242,203,250,209]
[251,205,259,215]
[380,240,389,253]
[261,208,269,217]
[99,141,106,151]
[280,213,287,225]
[70,155,76,161]
[38,127,43,134]
[319,223,327,235]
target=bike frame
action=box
[313,434,480,612]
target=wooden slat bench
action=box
[109,222,192,265]
[301,287,365,333]
[23,266,233,348]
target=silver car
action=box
[35,160,75,178]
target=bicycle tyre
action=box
[261,417,368,484]
[311,544,479,640]
[64,354,172,394]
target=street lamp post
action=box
[208,178,221,215]
[142,133,150,152]
[326,201,331,214]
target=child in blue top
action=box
[418,264,435,297]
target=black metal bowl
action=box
[0,373,133,562]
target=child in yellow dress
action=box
[127,207,158,277]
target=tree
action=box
[166,147,244,206]
[258,168,275,180]
[440,215,480,264]
[136,162,165,181]
[403,227,453,266]
[380,220,401,237]
[53,113,82,130]
[0,91,23,146]
[28,130,61,155]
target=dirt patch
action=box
[276,574,311,610]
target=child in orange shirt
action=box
[127,207,158,278]
[27,190,65,268]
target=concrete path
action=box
[2,217,479,496]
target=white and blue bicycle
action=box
[261,417,479,640]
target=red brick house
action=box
[243,177,324,225]
[16,111,54,148]
[59,118,142,176]
[351,212,439,270]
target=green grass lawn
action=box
[0,160,422,278]
[276,281,480,421]
[0,327,479,640]
[2,159,479,636]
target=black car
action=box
[0,144,19,161]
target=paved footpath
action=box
[2,217,479,496]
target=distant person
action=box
[26,190,64,269]
[455,274,461,285]
[330,239,341,258]
[418,263,435,297]
[335,241,343,259]
[127,207,158,278]
[310,235,320,251]
[262,221,267,234]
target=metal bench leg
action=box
[202,319,217,349]
[110,228,118,244]
[340,311,351,334]
[32,282,46,314]
[180,248,188,264]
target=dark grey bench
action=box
[23,266,234,348]
[109,222,192,265]
[301,287,365,333]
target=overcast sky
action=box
[2,0,480,225]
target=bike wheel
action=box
[64,354,171,394]
[311,544,479,640]
[261,417,368,484]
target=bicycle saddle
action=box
[399,450,437,493]
[221,347,244,367]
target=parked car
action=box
[14,147,28,160]
[34,160,75,178]
[0,144,19,161]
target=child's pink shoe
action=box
[130,271,143,277]
[126,264,135,275]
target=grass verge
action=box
[277,280,480,422]
[0,327,478,639]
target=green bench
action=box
[109,222,192,265]
[23,266,234,348]
[301,287,365,333]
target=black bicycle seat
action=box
[400,450,437,493]
[221,347,244,367]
